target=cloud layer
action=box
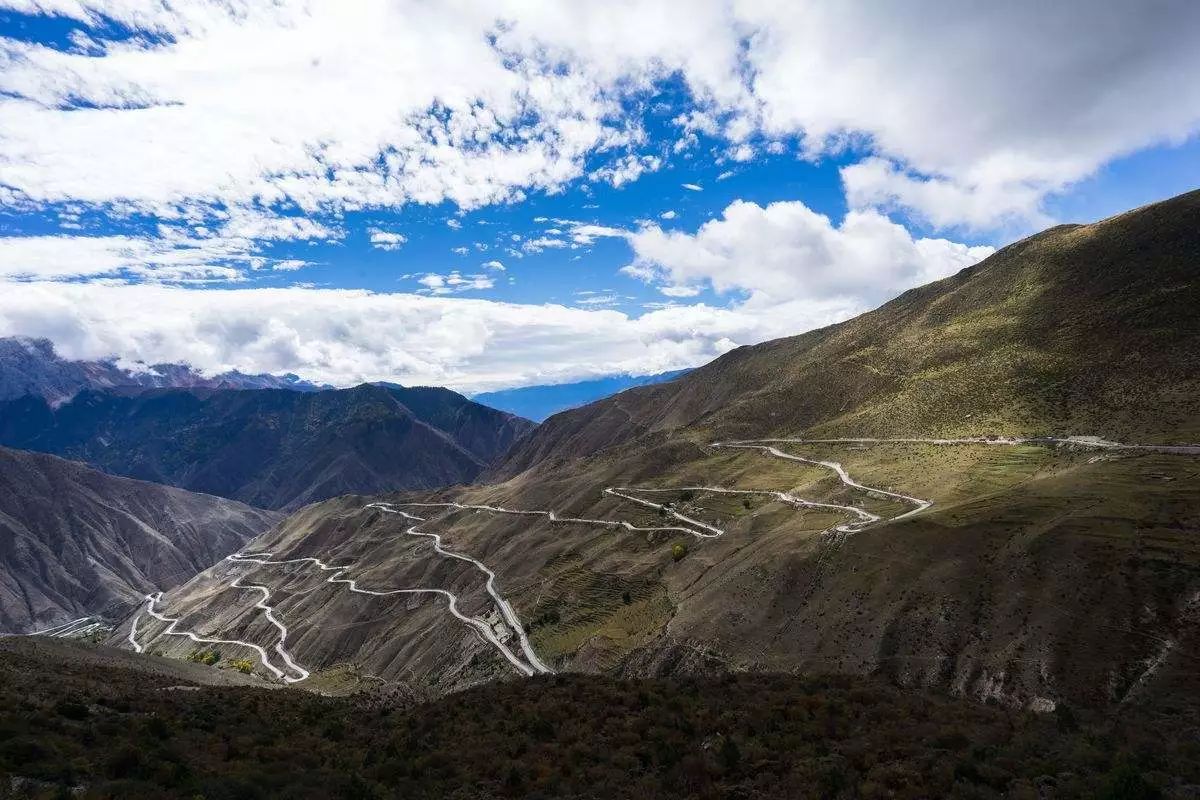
[0,281,862,392]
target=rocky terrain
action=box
[0,383,535,511]
[0,446,278,633]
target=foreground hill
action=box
[0,447,278,632]
[494,190,1200,479]
[108,192,1200,716]
[1,637,1184,799]
[0,336,323,405]
[0,383,535,511]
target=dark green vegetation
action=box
[2,639,1193,799]
[0,383,534,510]
[0,446,278,633]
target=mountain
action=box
[0,336,325,405]
[0,384,535,511]
[107,191,1200,712]
[471,369,690,422]
[0,446,278,633]
[2,636,1184,799]
[494,190,1200,479]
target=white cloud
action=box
[482,260,505,271]
[623,199,993,305]
[0,232,260,282]
[574,293,620,307]
[659,210,677,220]
[521,236,568,253]
[682,183,704,192]
[728,144,754,162]
[841,157,1052,231]
[415,271,494,295]
[0,280,855,392]
[589,154,663,187]
[0,1,1197,233]
[736,2,1200,227]
[368,229,407,251]
[566,223,625,245]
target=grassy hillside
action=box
[496,190,1200,479]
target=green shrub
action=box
[671,543,687,561]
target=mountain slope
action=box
[0,336,324,405]
[471,369,690,422]
[0,384,535,510]
[107,191,1200,712]
[0,446,278,632]
[494,190,1200,479]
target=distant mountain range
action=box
[0,336,325,405]
[0,446,278,632]
[0,384,535,510]
[470,370,689,422]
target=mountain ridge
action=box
[0,336,326,405]
[0,383,536,510]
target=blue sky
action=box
[0,2,1197,391]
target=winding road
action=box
[121,433,1196,681]
[128,588,309,682]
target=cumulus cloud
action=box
[737,2,1200,227]
[622,199,994,305]
[368,229,407,251]
[415,271,495,295]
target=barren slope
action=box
[0,446,279,632]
